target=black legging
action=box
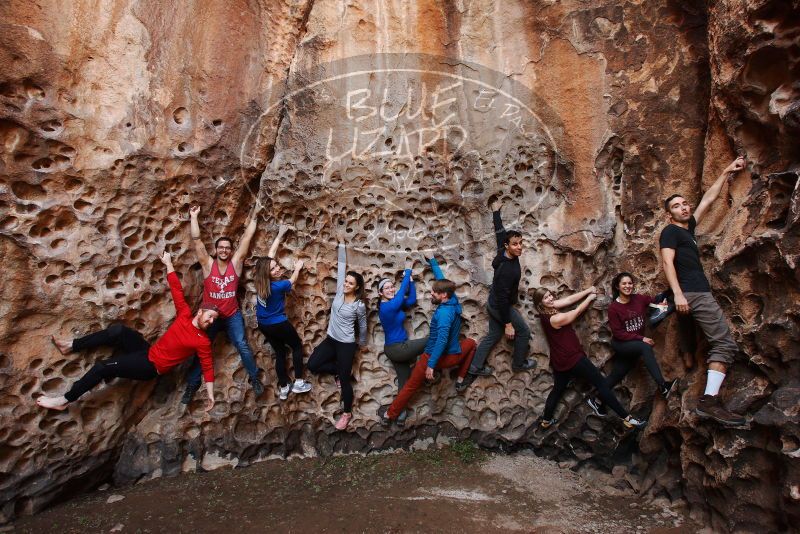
[543,355,628,420]
[65,324,158,402]
[607,339,667,390]
[258,321,305,387]
[307,336,357,412]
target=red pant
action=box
[387,338,476,419]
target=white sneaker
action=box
[291,379,312,394]
[278,384,290,400]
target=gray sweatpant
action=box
[470,304,531,370]
[678,292,737,365]
[384,337,428,389]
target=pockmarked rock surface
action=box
[0,0,798,531]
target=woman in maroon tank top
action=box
[532,287,645,431]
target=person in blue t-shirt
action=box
[254,225,311,400]
[376,259,428,425]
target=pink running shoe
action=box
[334,412,352,430]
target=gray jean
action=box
[384,337,428,389]
[470,304,531,369]
[678,292,737,365]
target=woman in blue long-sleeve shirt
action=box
[377,260,428,389]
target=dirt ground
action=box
[12,446,696,533]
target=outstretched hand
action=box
[205,395,215,412]
[489,197,501,212]
[726,156,746,174]
[189,205,200,218]
[160,251,172,265]
[295,259,305,271]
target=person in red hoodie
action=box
[586,272,676,417]
[36,252,218,411]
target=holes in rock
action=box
[24,81,45,99]
[41,377,64,394]
[79,287,97,298]
[173,107,189,125]
[65,177,83,191]
[177,142,190,153]
[31,158,53,171]
[212,119,222,127]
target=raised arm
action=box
[268,224,289,258]
[550,293,595,328]
[160,252,190,318]
[694,156,746,224]
[289,259,304,285]
[428,256,445,280]
[336,242,346,295]
[552,286,596,309]
[232,203,263,271]
[403,270,417,308]
[491,199,506,251]
[189,206,212,275]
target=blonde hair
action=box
[254,257,274,301]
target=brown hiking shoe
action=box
[695,395,746,427]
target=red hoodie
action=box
[148,272,214,382]
[607,294,653,342]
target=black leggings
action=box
[543,355,628,420]
[607,339,666,390]
[65,324,158,402]
[258,321,305,387]
[307,336,357,412]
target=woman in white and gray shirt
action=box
[307,241,367,430]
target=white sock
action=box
[704,370,726,396]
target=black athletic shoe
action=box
[180,384,200,405]
[250,377,265,397]
[661,379,677,399]
[649,302,675,328]
[396,409,408,427]
[377,405,392,426]
[468,365,494,377]
[586,397,608,417]
[455,374,476,393]
[512,359,538,372]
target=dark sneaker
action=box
[250,377,265,397]
[396,409,408,427]
[695,395,746,427]
[661,379,677,399]
[648,302,674,328]
[623,416,647,429]
[586,397,608,417]
[538,417,558,429]
[512,359,538,372]
[377,405,392,426]
[180,384,200,405]
[468,365,494,377]
[455,374,476,393]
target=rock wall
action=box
[0,0,797,530]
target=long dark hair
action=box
[611,272,634,299]
[254,257,274,301]
[346,270,367,307]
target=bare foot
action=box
[682,351,694,369]
[37,395,68,410]
[51,335,72,355]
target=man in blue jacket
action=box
[378,258,477,425]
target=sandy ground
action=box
[11,447,696,533]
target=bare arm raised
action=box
[550,292,596,329]
[693,156,746,224]
[268,224,289,259]
[552,286,596,309]
[232,203,263,274]
[189,206,212,276]
[289,259,304,285]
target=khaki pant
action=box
[677,292,737,365]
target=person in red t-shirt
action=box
[181,203,263,404]
[532,286,645,430]
[36,252,218,412]
[586,272,676,417]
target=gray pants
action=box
[470,304,531,370]
[678,292,737,365]
[384,337,428,389]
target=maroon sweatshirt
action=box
[607,294,653,342]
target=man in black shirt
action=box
[659,156,746,427]
[468,199,537,378]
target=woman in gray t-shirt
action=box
[307,241,367,430]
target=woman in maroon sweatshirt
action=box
[587,272,675,417]
[533,286,645,430]
[37,252,219,412]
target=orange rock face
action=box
[0,0,797,530]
